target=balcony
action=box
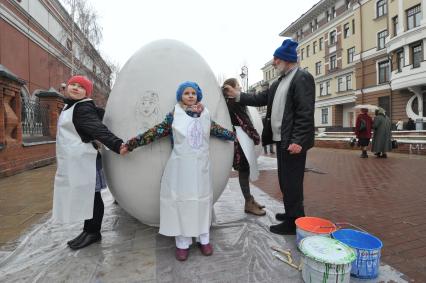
[386,24,426,53]
[391,61,426,90]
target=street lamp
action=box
[240,65,248,93]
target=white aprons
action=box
[159,104,212,237]
[52,98,98,223]
[235,126,259,181]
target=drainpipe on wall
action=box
[387,53,393,122]
[357,0,364,104]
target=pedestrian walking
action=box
[355,108,373,158]
[372,108,392,158]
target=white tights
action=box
[175,233,209,249]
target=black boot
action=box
[270,219,296,235]
[360,150,368,158]
[275,213,287,221]
[69,232,101,250]
[379,153,387,158]
[67,231,86,247]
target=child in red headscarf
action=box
[52,75,128,250]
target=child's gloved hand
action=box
[119,143,129,155]
[125,137,139,152]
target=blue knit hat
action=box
[176,81,203,102]
[273,39,298,62]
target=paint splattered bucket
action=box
[332,229,383,279]
[299,236,355,283]
[295,217,337,246]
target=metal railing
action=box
[21,99,49,137]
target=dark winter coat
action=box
[355,113,373,139]
[64,98,123,154]
[239,68,315,151]
[371,114,392,153]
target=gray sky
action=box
[90,0,319,85]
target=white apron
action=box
[52,98,98,223]
[235,126,259,181]
[159,104,212,237]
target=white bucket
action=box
[299,236,356,283]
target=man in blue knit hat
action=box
[224,38,315,235]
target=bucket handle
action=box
[334,222,368,233]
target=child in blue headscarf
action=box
[125,81,235,261]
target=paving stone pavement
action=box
[255,148,426,283]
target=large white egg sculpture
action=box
[102,39,234,226]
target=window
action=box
[319,38,323,50]
[378,60,390,84]
[314,18,319,30]
[321,108,329,124]
[301,48,304,60]
[348,47,355,63]
[392,16,398,36]
[320,83,324,96]
[326,81,330,94]
[338,77,344,92]
[407,5,422,30]
[329,30,337,45]
[306,45,310,57]
[376,0,387,18]
[397,50,404,72]
[331,7,336,19]
[66,38,72,51]
[310,22,314,33]
[377,30,388,50]
[344,23,350,38]
[316,62,322,75]
[326,10,331,22]
[412,44,423,68]
[352,19,355,34]
[330,55,337,70]
[313,41,317,54]
[346,75,352,90]
[346,0,352,9]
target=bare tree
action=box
[60,0,103,76]
[104,58,121,88]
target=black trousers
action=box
[276,142,307,219]
[83,192,104,233]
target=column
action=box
[36,88,64,139]
[397,0,404,34]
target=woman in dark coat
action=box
[222,78,265,216]
[371,108,392,158]
[355,108,373,158]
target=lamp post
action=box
[240,65,248,93]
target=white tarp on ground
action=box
[0,156,406,282]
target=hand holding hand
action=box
[287,143,302,154]
[119,143,129,155]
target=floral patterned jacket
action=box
[126,111,235,151]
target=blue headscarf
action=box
[176,81,203,102]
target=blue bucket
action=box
[332,229,383,279]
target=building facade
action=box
[0,0,112,176]
[276,0,425,129]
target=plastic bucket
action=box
[299,236,355,283]
[332,229,383,279]
[295,217,337,246]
